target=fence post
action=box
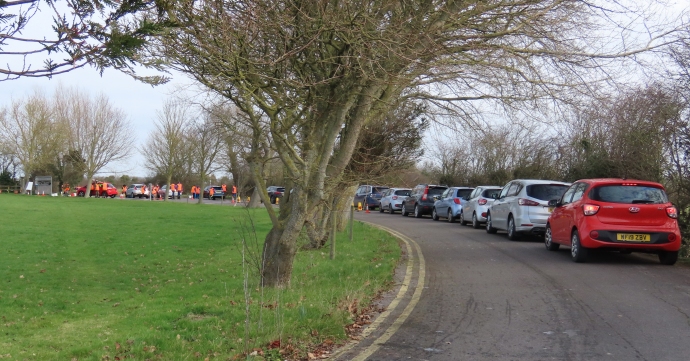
[349,205,354,242]
[330,211,336,260]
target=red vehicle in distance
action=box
[76,182,119,198]
[545,178,681,265]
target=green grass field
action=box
[0,195,401,361]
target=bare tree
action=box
[0,91,63,182]
[187,111,225,204]
[146,0,686,287]
[0,0,167,82]
[141,99,189,201]
[53,87,133,197]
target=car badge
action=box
[629,207,640,213]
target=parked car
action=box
[157,185,174,199]
[402,184,448,218]
[126,184,150,198]
[379,188,411,214]
[461,186,502,228]
[353,185,390,210]
[203,185,225,200]
[545,178,681,264]
[76,182,118,198]
[432,187,474,222]
[486,179,570,239]
[267,186,285,204]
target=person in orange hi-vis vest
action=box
[193,185,199,199]
[222,184,227,194]
[90,182,95,197]
[209,187,215,200]
[171,183,177,199]
[232,184,237,202]
[122,185,127,196]
[142,184,147,198]
[177,182,182,199]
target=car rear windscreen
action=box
[482,189,500,198]
[428,187,447,196]
[456,189,473,199]
[526,184,569,201]
[394,190,411,196]
[277,188,285,192]
[589,185,668,204]
[372,187,389,193]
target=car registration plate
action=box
[616,233,650,242]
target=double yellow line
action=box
[331,222,426,360]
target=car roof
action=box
[449,186,474,189]
[476,185,502,189]
[508,179,571,186]
[574,178,664,187]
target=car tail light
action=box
[481,212,487,217]
[621,183,638,186]
[668,233,677,241]
[589,231,599,239]
[518,198,540,206]
[392,195,398,200]
[666,206,678,219]
[583,204,600,216]
[478,198,487,205]
[453,198,461,204]
[421,185,429,201]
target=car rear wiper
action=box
[631,200,654,204]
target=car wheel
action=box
[270,196,275,204]
[472,213,480,229]
[571,230,588,263]
[507,216,520,241]
[110,194,116,198]
[658,251,678,265]
[389,205,395,214]
[432,208,439,221]
[379,204,384,213]
[401,204,409,217]
[486,213,497,234]
[448,210,456,223]
[101,192,107,198]
[77,191,85,197]
[414,204,422,218]
[544,225,560,251]
[457,211,464,225]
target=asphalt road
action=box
[341,211,690,361]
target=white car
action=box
[486,179,571,240]
[460,186,502,228]
[379,188,411,214]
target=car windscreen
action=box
[589,185,668,204]
[277,188,285,192]
[482,189,500,198]
[526,184,569,201]
[456,189,473,199]
[394,190,411,196]
[428,187,447,196]
[372,187,389,194]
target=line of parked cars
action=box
[357,178,682,265]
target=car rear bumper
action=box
[580,230,681,251]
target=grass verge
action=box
[0,195,400,360]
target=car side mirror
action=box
[548,199,560,207]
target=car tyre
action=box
[389,205,395,214]
[401,204,409,216]
[507,216,520,241]
[270,196,276,204]
[432,208,439,221]
[414,204,422,218]
[457,211,465,225]
[544,225,560,251]
[658,251,678,265]
[570,230,588,263]
[448,210,456,223]
[77,191,85,197]
[472,213,480,229]
[379,204,384,213]
[486,213,497,234]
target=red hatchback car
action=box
[545,178,681,265]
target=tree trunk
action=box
[247,187,261,208]
[261,213,305,287]
[303,207,330,249]
[335,185,358,231]
[197,177,205,204]
[165,174,173,202]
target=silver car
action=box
[126,183,150,199]
[432,187,474,222]
[486,179,570,240]
[379,188,411,214]
[460,186,502,228]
